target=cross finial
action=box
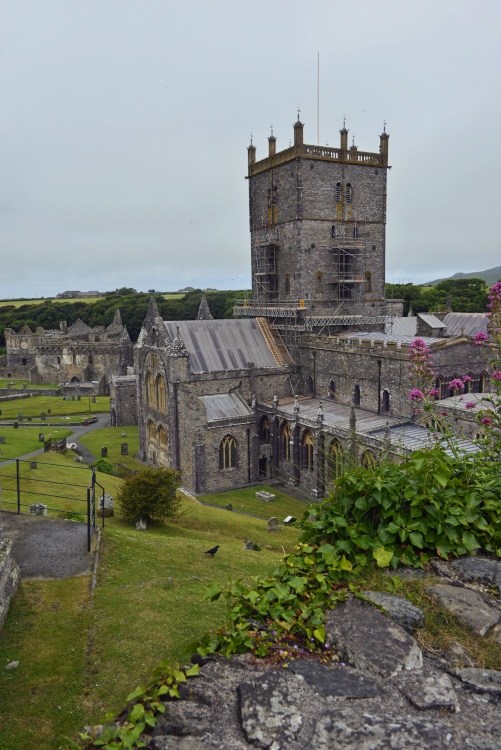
[297,106,301,121]
[352,133,355,146]
[343,115,346,128]
[383,120,386,133]
[250,132,253,145]
[270,123,274,136]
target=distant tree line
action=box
[385,278,490,316]
[0,289,248,350]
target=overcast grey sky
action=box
[0,0,500,298]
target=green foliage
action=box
[300,447,501,569]
[77,663,200,749]
[199,541,352,658]
[385,278,488,315]
[91,459,114,475]
[115,467,182,523]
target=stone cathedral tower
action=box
[236,117,401,335]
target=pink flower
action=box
[474,332,489,345]
[491,371,501,381]
[408,388,424,402]
[481,417,492,425]
[441,411,448,416]
[428,388,440,397]
[465,402,476,409]
[463,374,472,382]
[449,378,464,392]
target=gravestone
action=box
[18,413,23,421]
[135,518,147,531]
[38,433,45,442]
[121,443,128,456]
[29,502,47,516]
[41,412,46,420]
[98,493,114,517]
[91,396,96,403]
[30,461,37,470]
[101,447,108,458]
[13,422,18,429]
[267,517,280,532]
[256,491,275,502]
[0,437,5,445]
[71,396,75,401]
[22,384,27,390]
[26,416,32,422]
[121,432,126,438]
[77,396,81,401]
[226,503,233,511]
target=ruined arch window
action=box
[57,356,61,365]
[382,389,390,413]
[301,430,314,471]
[353,384,361,407]
[361,450,376,470]
[328,380,336,400]
[346,183,353,204]
[480,372,488,393]
[285,274,290,295]
[331,225,336,238]
[148,420,156,442]
[328,439,344,482]
[145,371,155,407]
[156,375,167,412]
[306,375,314,395]
[88,355,93,364]
[158,425,168,450]
[219,434,237,470]
[95,336,101,343]
[335,182,342,203]
[21,358,27,366]
[280,422,291,461]
[353,226,359,239]
[259,415,271,443]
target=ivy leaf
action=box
[173,670,187,683]
[462,531,481,552]
[340,555,353,571]
[433,473,448,488]
[126,686,145,702]
[186,663,200,677]
[373,547,394,568]
[129,702,145,722]
[203,582,223,601]
[409,531,424,549]
[313,625,325,643]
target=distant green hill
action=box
[425,265,501,287]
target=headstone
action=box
[77,396,81,401]
[23,383,27,390]
[121,443,128,456]
[29,502,47,516]
[283,516,297,524]
[38,433,45,442]
[98,493,114,517]
[26,416,32,422]
[121,432,126,438]
[135,517,147,531]
[13,422,18,429]
[226,503,233,511]
[256,491,275,502]
[41,412,46,420]
[30,461,37,470]
[0,437,5,444]
[74,456,84,462]
[71,395,75,401]
[92,396,96,403]
[18,413,23,421]
[244,540,258,550]
[101,447,108,458]
[267,517,280,532]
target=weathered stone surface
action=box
[456,668,501,695]
[397,671,458,711]
[0,538,21,631]
[466,738,501,750]
[288,659,380,698]
[326,598,423,677]
[310,709,451,749]
[427,584,500,636]
[150,738,214,750]
[362,590,425,633]
[238,671,304,748]
[152,702,214,739]
[452,558,501,593]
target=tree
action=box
[115,467,182,523]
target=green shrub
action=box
[91,458,114,475]
[115,467,182,523]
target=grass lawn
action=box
[79,425,144,472]
[0,379,60,389]
[0,426,73,463]
[0,394,110,420]
[0,495,300,749]
[197,484,309,520]
[0,451,124,516]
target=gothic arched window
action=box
[353,384,361,407]
[259,415,271,443]
[361,450,376,470]
[156,375,167,412]
[280,422,291,461]
[148,420,156,442]
[301,430,314,471]
[346,183,353,204]
[219,434,237,469]
[328,439,344,482]
[145,372,155,407]
[382,389,390,413]
[335,182,342,203]
[328,380,336,400]
[158,425,168,449]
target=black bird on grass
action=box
[205,545,220,556]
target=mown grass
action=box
[197,484,309,520]
[0,492,301,749]
[0,293,185,308]
[0,426,73,463]
[0,451,124,516]
[0,394,110,420]
[79,426,144,472]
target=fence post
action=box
[87,487,91,552]
[16,459,21,514]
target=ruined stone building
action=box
[5,309,133,388]
[115,118,492,496]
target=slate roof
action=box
[442,312,489,337]
[369,422,480,456]
[163,319,283,373]
[342,331,437,347]
[270,396,402,433]
[435,392,491,413]
[200,392,253,422]
[384,317,417,338]
[418,313,445,328]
